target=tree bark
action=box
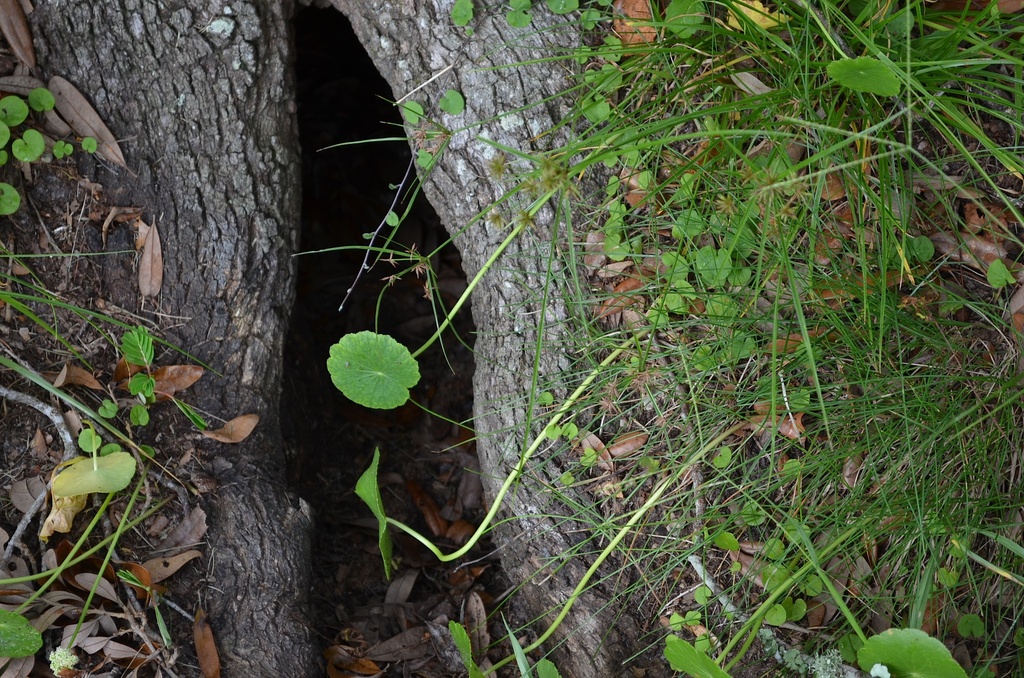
[331,2,662,674]
[30,2,318,675]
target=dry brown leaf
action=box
[731,71,774,95]
[40,493,88,540]
[406,480,447,537]
[842,453,864,489]
[385,569,419,605]
[51,363,103,390]
[456,456,482,511]
[151,364,203,400]
[0,75,45,96]
[597,277,644,319]
[0,0,36,68]
[74,573,120,602]
[822,172,846,201]
[102,206,140,249]
[113,356,143,383]
[445,519,475,545]
[29,428,48,456]
[607,431,648,458]
[777,411,805,440]
[202,413,259,444]
[325,647,381,678]
[194,608,221,678]
[48,76,127,167]
[613,0,656,47]
[143,549,203,583]
[44,109,73,138]
[0,656,32,678]
[464,590,489,664]
[365,626,430,662]
[9,476,46,514]
[584,231,607,271]
[137,220,164,298]
[160,507,208,554]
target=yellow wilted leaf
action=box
[40,493,87,540]
[727,0,788,29]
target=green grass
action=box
[523,0,1024,673]
[460,0,1024,674]
[340,0,1024,674]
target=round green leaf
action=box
[52,452,138,497]
[98,399,119,418]
[666,0,705,38]
[693,245,732,287]
[327,331,420,409]
[713,530,740,551]
[764,603,787,626]
[81,137,98,153]
[78,428,102,454]
[53,140,73,159]
[506,9,532,27]
[986,258,1015,289]
[827,57,900,96]
[0,121,9,148]
[785,597,807,621]
[0,182,20,216]
[711,446,732,469]
[0,609,43,658]
[547,0,579,13]
[956,613,984,639]
[130,403,150,426]
[12,129,44,162]
[28,87,55,112]
[0,95,29,126]
[439,89,465,115]
[451,0,474,25]
[857,628,968,678]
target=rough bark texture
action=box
[331,2,657,674]
[30,2,318,675]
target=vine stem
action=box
[410,187,558,361]
[390,327,642,561]
[487,421,749,674]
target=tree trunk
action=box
[332,2,661,674]
[30,2,318,675]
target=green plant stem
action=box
[409,187,558,360]
[489,422,749,674]
[389,330,645,561]
[11,498,167,602]
[68,469,147,646]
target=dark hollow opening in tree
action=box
[282,7,481,659]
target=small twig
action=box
[0,384,77,571]
[395,63,454,105]
[338,156,417,312]
[0,385,76,460]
